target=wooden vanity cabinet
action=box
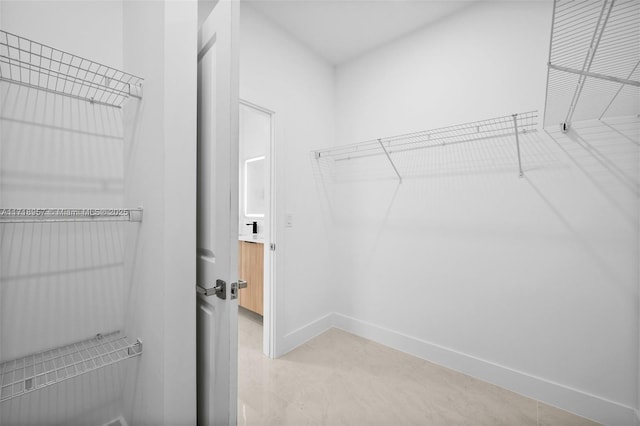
[238,241,264,315]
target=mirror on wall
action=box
[244,156,265,217]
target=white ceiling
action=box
[245,0,479,65]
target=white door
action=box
[196,1,240,425]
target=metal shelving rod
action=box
[548,63,640,87]
[313,111,537,178]
[599,58,640,119]
[378,139,402,183]
[0,208,144,223]
[0,29,143,108]
[542,0,559,129]
[512,114,524,178]
[563,0,615,127]
[0,331,142,403]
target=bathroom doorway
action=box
[238,100,275,358]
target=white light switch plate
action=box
[285,213,293,228]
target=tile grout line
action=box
[537,400,539,426]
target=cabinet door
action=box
[238,242,250,310]
[238,241,264,315]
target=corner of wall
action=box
[122,1,167,424]
[162,1,198,424]
[276,313,335,357]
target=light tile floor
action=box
[238,308,600,426]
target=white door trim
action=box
[239,98,277,359]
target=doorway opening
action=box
[238,99,275,359]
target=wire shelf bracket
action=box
[0,208,144,224]
[512,114,524,178]
[544,0,640,130]
[0,29,143,108]
[313,111,537,179]
[0,331,142,403]
[378,138,403,183]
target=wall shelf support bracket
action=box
[512,114,524,178]
[378,139,402,183]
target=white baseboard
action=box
[277,312,334,357]
[276,312,636,425]
[332,312,637,426]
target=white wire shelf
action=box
[0,331,142,403]
[313,111,538,180]
[0,29,143,108]
[544,0,640,129]
[0,208,143,223]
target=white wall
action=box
[335,2,548,144]
[122,1,197,425]
[327,2,639,425]
[161,3,197,423]
[239,3,335,354]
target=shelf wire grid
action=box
[0,208,143,224]
[314,111,537,162]
[0,331,142,403]
[0,29,143,108]
[544,0,640,127]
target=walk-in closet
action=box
[1,0,639,425]
[238,0,639,424]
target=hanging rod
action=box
[0,29,143,108]
[0,331,142,403]
[548,63,640,87]
[0,208,143,223]
[313,111,537,179]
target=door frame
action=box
[239,98,277,358]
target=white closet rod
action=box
[313,111,537,179]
